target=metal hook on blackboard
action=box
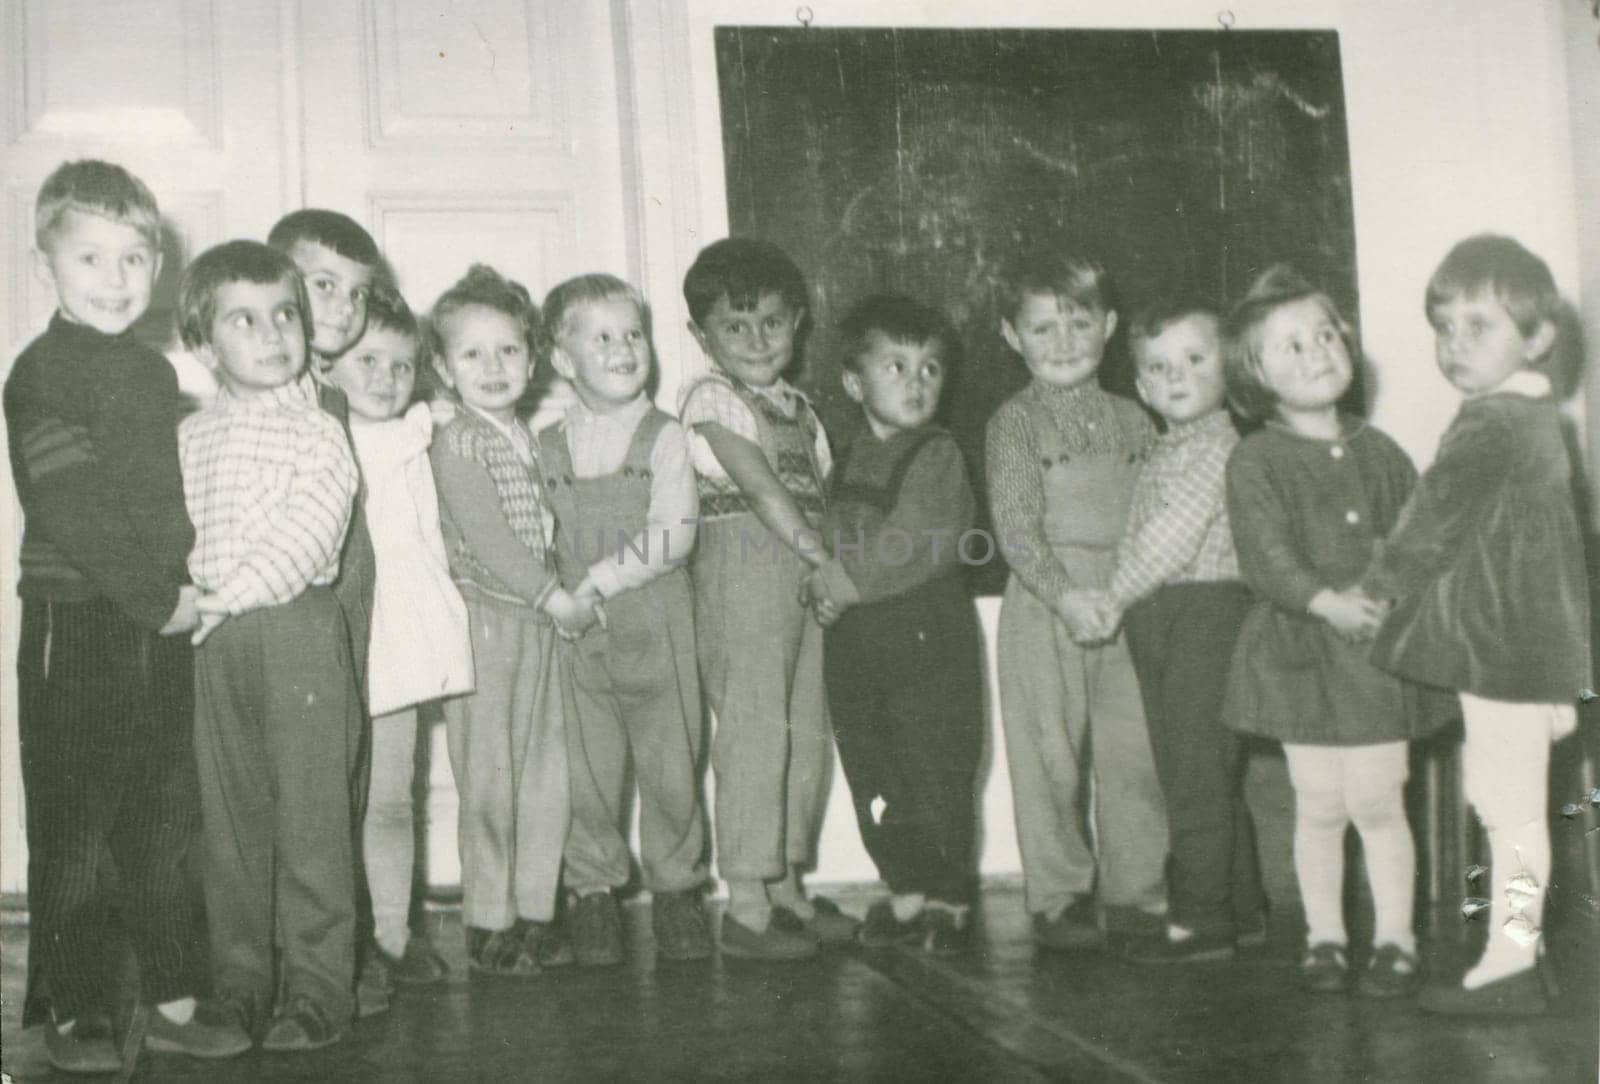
[796,5,814,28]
[1217,9,1236,30]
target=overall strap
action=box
[619,407,671,477]
[832,428,943,514]
[535,422,575,482]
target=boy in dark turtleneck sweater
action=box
[805,295,984,953]
[5,160,247,1070]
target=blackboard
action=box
[715,27,1359,593]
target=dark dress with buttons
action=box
[1222,418,1453,745]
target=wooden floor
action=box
[2,883,1596,1083]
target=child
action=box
[538,273,711,965]
[177,240,363,1050]
[984,252,1167,951]
[1220,265,1450,999]
[321,288,472,1004]
[1362,236,1591,1016]
[678,238,857,958]
[804,295,984,953]
[1070,300,1265,963]
[4,160,240,1071]
[429,264,599,975]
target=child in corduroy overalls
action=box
[537,273,711,966]
[678,239,858,959]
[985,252,1168,952]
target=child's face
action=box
[197,277,308,399]
[1133,314,1225,425]
[689,292,803,389]
[432,303,532,423]
[551,297,652,412]
[326,324,418,422]
[287,239,373,359]
[1251,297,1352,415]
[34,210,160,336]
[1001,292,1117,389]
[1429,291,1554,396]
[842,331,945,440]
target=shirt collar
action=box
[1160,408,1234,446]
[566,391,651,430]
[464,403,530,446]
[1475,369,1551,400]
[216,369,319,412]
[1032,378,1101,406]
[48,310,127,354]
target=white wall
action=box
[622,0,1592,886]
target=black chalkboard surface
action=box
[715,27,1358,593]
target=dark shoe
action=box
[1356,943,1421,1000]
[772,896,860,945]
[719,911,818,960]
[194,992,258,1039]
[1418,966,1549,1017]
[261,997,344,1053]
[570,891,625,967]
[1235,912,1269,949]
[653,889,713,961]
[467,925,528,976]
[860,900,923,948]
[1300,942,1350,993]
[1125,928,1236,965]
[920,908,972,956]
[1032,896,1102,951]
[356,950,394,1018]
[144,1006,253,1059]
[44,1012,121,1074]
[523,917,575,969]
[389,935,450,985]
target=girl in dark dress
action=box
[1220,267,1450,1000]
[1364,236,1591,1017]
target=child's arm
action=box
[1106,440,1229,614]
[1362,409,1504,600]
[697,423,826,566]
[430,435,562,611]
[811,433,975,612]
[984,405,1074,606]
[207,414,359,616]
[577,419,699,599]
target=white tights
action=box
[1282,742,1416,954]
[1458,693,1573,989]
[363,706,420,957]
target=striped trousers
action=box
[17,597,202,1025]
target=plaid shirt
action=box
[179,373,358,615]
[1107,408,1240,610]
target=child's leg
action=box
[1281,744,1351,948]
[443,598,521,932]
[265,591,359,1024]
[824,615,899,888]
[1459,693,1563,988]
[996,579,1094,919]
[780,580,830,898]
[1085,631,1169,925]
[1340,743,1416,955]
[559,640,634,896]
[510,618,568,923]
[363,706,420,958]
[106,629,204,1007]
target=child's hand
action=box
[428,397,458,428]
[800,571,840,627]
[190,594,228,646]
[1309,587,1385,642]
[1056,589,1111,644]
[160,585,201,636]
[1081,590,1121,642]
[546,588,604,639]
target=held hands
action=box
[799,570,841,628]
[159,585,202,636]
[1308,587,1389,643]
[546,585,607,640]
[190,593,229,646]
[1056,588,1119,645]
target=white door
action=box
[0,0,633,895]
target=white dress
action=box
[351,403,475,716]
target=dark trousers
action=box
[1124,582,1264,937]
[17,598,201,1024]
[824,576,984,905]
[193,588,361,1026]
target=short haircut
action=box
[364,285,419,342]
[682,238,808,325]
[35,159,160,250]
[1222,264,1358,422]
[426,263,540,360]
[1425,234,1560,339]
[267,208,382,269]
[837,294,960,374]
[1127,297,1221,364]
[541,272,646,353]
[178,240,311,351]
[997,251,1114,325]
